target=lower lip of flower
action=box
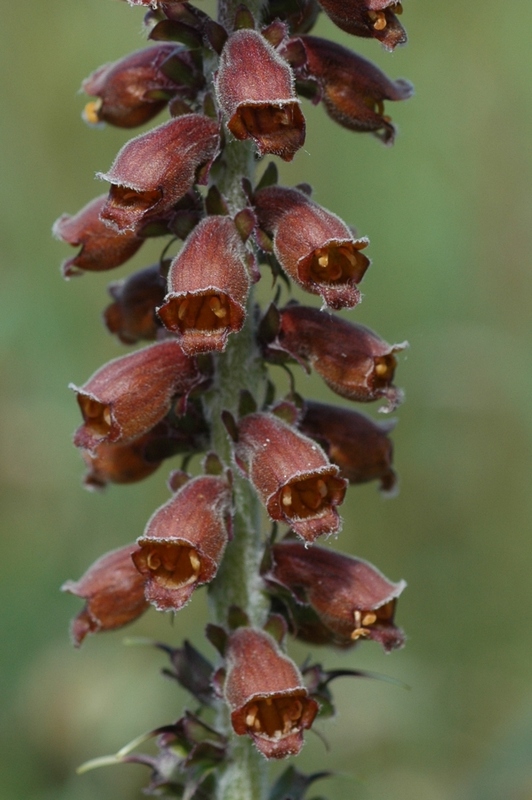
[244,694,305,739]
[139,542,201,589]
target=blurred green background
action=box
[1,1,531,798]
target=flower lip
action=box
[229,101,306,161]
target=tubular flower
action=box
[104,264,167,345]
[299,400,397,493]
[215,29,305,162]
[132,474,232,611]
[254,186,369,309]
[52,195,144,278]
[265,541,406,651]
[71,340,201,451]
[82,44,194,129]
[98,114,220,233]
[233,410,346,542]
[270,304,406,411]
[157,216,251,354]
[316,0,407,51]
[297,35,413,144]
[224,626,319,758]
[62,544,149,647]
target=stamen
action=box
[146,551,161,570]
[189,551,201,573]
[281,486,293,507]
[209,296,227,318]
[318,254,329,268]
[317,479,328,498]
[362,612,377,626]
[83,100,102,125]
[375,361,389,377]
[103,408,112,426]
[246,704,258,728]
[351,609,372,640]
[368,10,387,30]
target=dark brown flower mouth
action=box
[136,542,201,589]
[373,354,397,388]
[238,104,301,137]
[78,396,112,436]
[308,244,365,284]
[367,2,403,31]
[351,600,395,640]
[244,694,304,739]
[109,185,162,212]
[280,474,345,519]
[173,293,230,332]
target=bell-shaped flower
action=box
[269,304,407,411]
[82,44,195,129]
[233,410,346,541]
[316,0,407,51]
[98,114,220,232]
[215,29,305,162]
[71,340,202,451]
[254,186,369,309]
[299,400,397,492]
[62,544,149,646]
[53,195,144,278]
[224,626,319,758]
[157,216,251,354]
[297,35,413,144]
[132,474,232,611]
[265,541,406,651]
[104,264,167,344]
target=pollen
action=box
[309,244,365,285]
[173,293,231,332]
[83,100,102,125]
[368,10,387,30]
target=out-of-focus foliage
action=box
[1,1,531,798]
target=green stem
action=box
[203,18,269,794]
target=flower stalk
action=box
[56,0,414,795]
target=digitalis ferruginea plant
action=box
[56,0,412,796]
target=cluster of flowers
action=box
[55,0,411,795]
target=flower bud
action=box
[224,626,319,758]
[104,265,167,344]
[98,114,220,233]
[271,304,406,411]
[233,410,346,541]
[265,541,406,651]
[299,400,396,492]
[62,544,149,647]
[316,0,406,51]
[132,475,232,611]
[215,29,305,162]
[53,195,144,278]
[254,186,369,309]
[71,340,202,451]
[82,44,193,129]
[297,35,413,144]
[157,216,251,354]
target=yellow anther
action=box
[375,361,389,377]
[318,254,329,268]
[317,479,328,498]
[281,486,293,507]
[103,408,112,426]
[147,552,161,571]
[189,551,201,573]
[83,100,102,125]
[362,612,377,626]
